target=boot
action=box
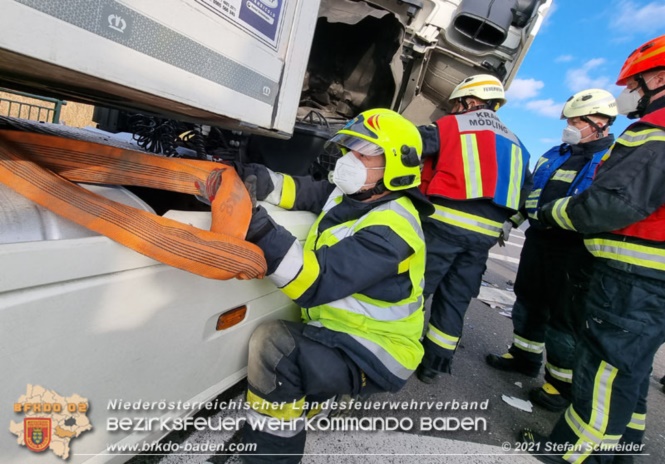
[486,352,540,378]
[518,428,567,463]
[529,383,570,412]
[416,365,440,384]
[611,455,634,463]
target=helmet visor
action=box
[326,134,384,156]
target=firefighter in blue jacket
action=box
[486,89,617,412]
[519,34,665,463]
[415,74,530,383]
[234,109,433,463]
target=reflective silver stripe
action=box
[526,190,540,209]
[551,169,577,183]
[322,189,344,213]
[552,197,577,231]
[617,128,665,147]
[546,362,573,383]
[324,224,352,243]
[602,435,622,447]
[510,210,525,226]
[372,199,425,240]
[431,205,502,237]
[426,324,458,351]
[627,413,646,431]
[326,196,424,243]
[349,334,413,380]
[461,134,482,198]
[264,170,283,205]
[562,407,625,462]
[507,144,522,210]
[598,435,622,454]
[270,240,304,288]
[329,294,423,321]
[245,410,304,438]
[563,440,594,464]
[564,407,603,445]
[585,238,665,271]
[534,156,548,171]
[590,361,618,433]
[513,334,544,354]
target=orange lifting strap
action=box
[0,130,266,280]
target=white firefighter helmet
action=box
[449,74,507,109]
[561,89,618,120]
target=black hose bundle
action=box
[128,114,241,161]
[128,114,181,156]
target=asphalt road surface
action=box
[129,228,665,464]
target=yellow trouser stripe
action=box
[513,334,544,354]
[246,390,305,421]
[426,324,459,351]
[546,362,573,383]
[627,412,646,431]
[590,361,618,433]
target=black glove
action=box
[537,204,556,228]
[244,174,258,210]
[245,206,276,243]
[230,161,275,201]
[242,174,273,242]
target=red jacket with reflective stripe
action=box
[420,110,529,211]
[611,108,665,242]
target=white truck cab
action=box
[0,1,550,462]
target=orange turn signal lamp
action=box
[216,305,247,331]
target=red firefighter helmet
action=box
[616,34,665,85]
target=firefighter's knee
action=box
[247,320,296,395]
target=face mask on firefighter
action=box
[561,124,588,145]
[616,87,643,116]
[617,73,665,118]
[332,152,383,195]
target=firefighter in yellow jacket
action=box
[235,109,433,463]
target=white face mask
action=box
[561,124,588,145]
[616,87,642,116]
[332,153,369,194]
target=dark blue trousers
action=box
[421,221,490,373]
[241,320,379,464]
[509,229,594,397]
[545,262,665,463]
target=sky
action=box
[499,0,665,167]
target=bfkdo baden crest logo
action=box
[24,418,51,452]
[10,385,92,460]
